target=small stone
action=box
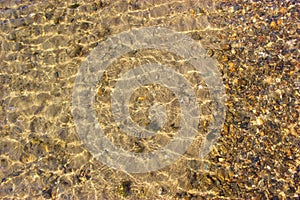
[189,9,195,16]
[206,49,214,57]
[80,22,89,30]
[60,115,69,123]
[279,7,287,14]
[252,156,260,163]
[69,3,80,9]
[270,21,277,29]
[69,45,83,57]
[260,131,265,136]
[221,55,229,62]
[220,43,231,51]
[277,19,283,26]
[7,32,16,40]
[257,117,263,125]
[54,71,59,78]
[120,181,132,197]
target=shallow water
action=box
[0,0,299,199]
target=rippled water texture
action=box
[0,0,299,199]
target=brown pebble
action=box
[279,7,287,13]
[220,43,231,51]
[270,21,277,29]
[189,9,195,17]
[277,19,283,26]
[221,55,229,62]
[229,62,235,72]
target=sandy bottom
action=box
[0,0,299,199]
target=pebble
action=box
[256,117,263,126]
[220,43,231,51]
